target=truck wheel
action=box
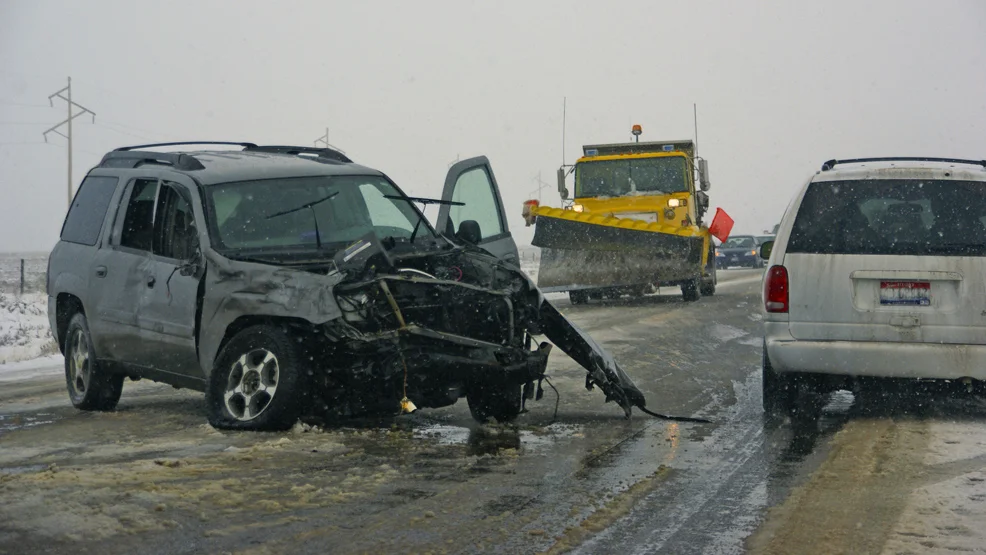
[64,313,124,411]
[569,291,588,305]
[467,380,522,423]
[681,278,701,302]
[701,255,717,296]
[207,325,312,431]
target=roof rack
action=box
[821,157,986,171]
[114,141,260,151]
[245,145,352,163]
[99,151,207,171]
[98,141,354,171]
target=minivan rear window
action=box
[787,179,986,256]
[60,176,119,246]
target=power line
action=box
[44,77,96,209]
[93,122,154,141]
[0,100,54,109]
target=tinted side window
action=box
[60,176,119,245]
[153,183,197,260]
[449,167,504,239]
[119,179,159,252]
[788,179,986,256]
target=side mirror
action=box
[698,159,711,192]
[179,234,204,277]
[456,220,482,245]
[759,240,773,260]
[557,167,569,200]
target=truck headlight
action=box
[572,203,584,213]
[667,198,682,207]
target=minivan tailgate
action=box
[787,254,986,345]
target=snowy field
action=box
[0,254,56,366]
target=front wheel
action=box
[64,313,124,411]
[207,325,312,431]
[467,380,522,423]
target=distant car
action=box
[761,157,986,417]
[716,235,762,268]
[756,235,775,246]
[46,141,646,431]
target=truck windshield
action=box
[206,175,430,253]
[575,156,689,197]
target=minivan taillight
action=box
[764,266,789,313]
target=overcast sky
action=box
[2,0,985,253]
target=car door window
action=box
[448,167,504,240]
[153,183,197,261]
[118,179,159,252]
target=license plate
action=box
[880,281,930,306]
[731,256,738,261]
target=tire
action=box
[467,380,522,423]
[762,342,795,416]
[701,246,717,297]
[207,325,312,431]
[64,313,124,411]
[682,278,701,302]
[569,290,588,305]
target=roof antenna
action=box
[693,103,700,158]
[561,97,567,167]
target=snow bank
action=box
[0,355,64,383]
[0,291,57,365]
[882,420,986,554]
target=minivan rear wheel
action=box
[762,342,796,416]
[207,325,312,431]
[64,313,124,411]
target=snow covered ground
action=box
[0,290,56,366]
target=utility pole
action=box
[314,127,330,148]
[529,171,548,202]
[314,127,348,154]
[44,77,95,208]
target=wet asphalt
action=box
[0,268,856,554]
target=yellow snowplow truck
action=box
[525,135,716,304]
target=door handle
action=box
[95,266,107,278]
[146,275,156,288]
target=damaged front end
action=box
[317,233,647,420]
[201,232,653,422]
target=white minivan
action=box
[761,157,986,415]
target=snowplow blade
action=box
[532,209,706,290]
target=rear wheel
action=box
[762,343,795,416]
[682,278,701,302]
[207,325,312,431]
[569,290,588,305]
[64,313,124,411]
[467,380,522,423]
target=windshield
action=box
[723,236,755,248]
[575,156,688,197]
[206,175,428,253]
[788,179,986,256]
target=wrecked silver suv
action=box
[47,142,655,431]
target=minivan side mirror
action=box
[759,240,773,260]
[557,167,569,200]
